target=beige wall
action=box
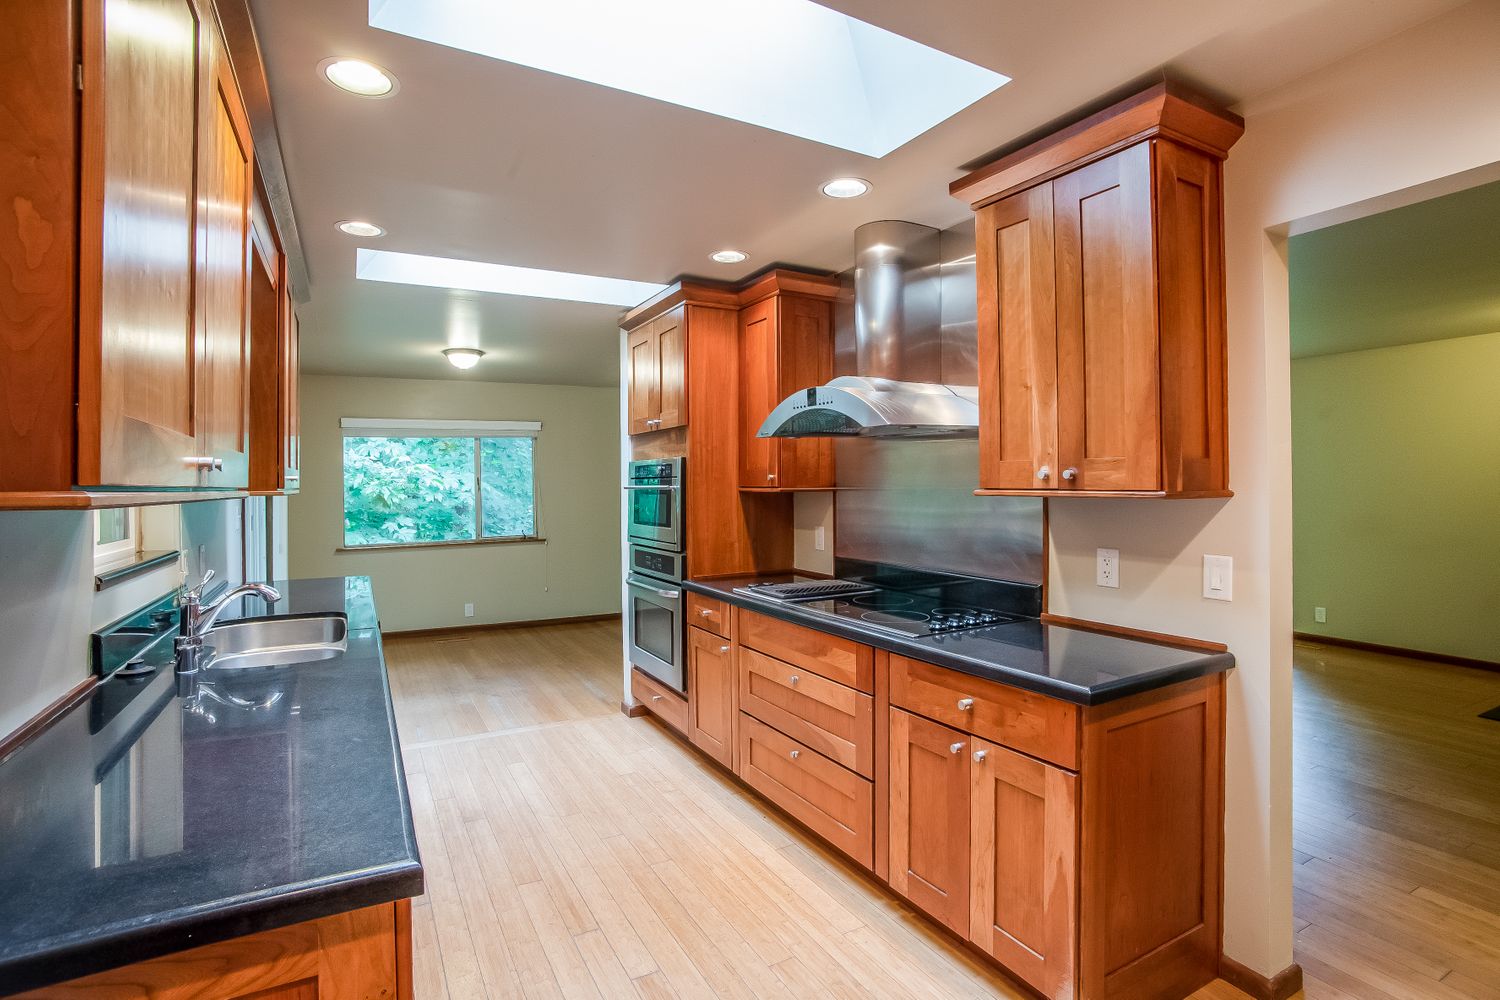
[1292,333,1500,661]
[1049,0,1500,976]
[290,375,621,633]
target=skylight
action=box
[356,249,667,307]
[368,0,1009,157]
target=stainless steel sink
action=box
[201,614,349,669]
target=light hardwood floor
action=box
[384,621,1499,999]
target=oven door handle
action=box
[623,484,681,491]
[627,576,681,599]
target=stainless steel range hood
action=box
[758,221,978,439]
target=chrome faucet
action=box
[176,570,283,653]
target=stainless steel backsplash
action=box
[831,218,1045,585]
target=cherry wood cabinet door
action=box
[969,738,1078,999]
[774,294,834,488]
[738,296,780,487]
[655,307,687,431]
[888,708,970,935]
[197,32,254,489]
[1052,143,1160,492]
[688,626,735,769]
[626,318,659,435]
[976,182,1059,491]
[77,0,204,487]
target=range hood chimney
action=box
[757,220,978,439]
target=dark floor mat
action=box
[1481,704,1500,721]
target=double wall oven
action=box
[625,458,687,692]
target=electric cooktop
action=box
[734,581,1023,638]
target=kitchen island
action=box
[0,577,421,997]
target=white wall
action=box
[1049,0,1500,976]
[290,374,622,632]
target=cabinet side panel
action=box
[0,0,77,491]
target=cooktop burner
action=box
[782,586,1024,638]
[849,592,916,610]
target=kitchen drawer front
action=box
[737,714,873,869]
[738,609,873,693]
[739,647,874,777]
[632,667,689,736]
[686,592,732,639]
[889,655,1079,769]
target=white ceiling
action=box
[251,0,1464,387]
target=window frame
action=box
[338,418,543,552]
[93,508,141,570]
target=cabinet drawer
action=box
[632,668,688,736]
[739,647,874,777]
[737,714,873,869]
[738,610,873,693]
[686,592,732,639]
[889,655,1079,769]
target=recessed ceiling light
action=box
[710,249,748,264]
[821,177,871,199]
[442,347,486,370]
[357,249,667,307]
[320,57,398,98]
[337,220,386,238]
[369,1,1009,157]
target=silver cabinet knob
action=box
[651,694,662,702]
[974,749,988,763]
[1037,465,1051,481]
[767,473,776,482]
[719,645,730,653]
[949,742,966,755]
[788,674,799,686]
[1062,467,1078,481]
[957,697,974,711]
[789,750,800,760]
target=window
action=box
[94,508,141,570]
[340,418,540,549]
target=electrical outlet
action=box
[1203,555,1233,601]
[1096,548,1120,589]
[814,526,826,552]
[1314,606,1327,624]
[463,603,475,618]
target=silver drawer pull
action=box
[957,697,974,711]
[788,674,800,686]
[719,645,731,653]
[698,608,713,616]
[789,750,800,760]
[651,695,662,702]
[949,742,965,755]
[973,750,988,763]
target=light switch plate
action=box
[1203,555,1233,601]
[464,602,475,618]
[814,526,826,551]
[1314,606,1327,623]
[1096,548,1120,589]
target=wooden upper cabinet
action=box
[954,83,1242,498]
[248,177,300,494]
[626,306,686,436]
[888,708,971,935]
[196,23,254,489]
[737,286,835,490]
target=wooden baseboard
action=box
[621,701,648,718]
[0,676,98,763]
[1218,955,1303,1000]
[386,612,619,640]
[1293,632,1499,673]
[1041,612,1228,654]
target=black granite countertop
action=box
[687,575,1234,705]
[0,577,422,994]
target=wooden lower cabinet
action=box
[888,709,971,935]
[631,667,689,736]
[13,901,411,1000]
[688,626,735,768]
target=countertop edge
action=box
[685,578,1235,705]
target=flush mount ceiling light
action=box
[357,249,667,307]
[442,347,486,369]
[821,177,871,199]
[368,0,1009,157]
[710,249,748,264]
[320,57,398,97]
[336,220,386,237]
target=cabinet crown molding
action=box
[950,80,1245,210]
[620,268,839,332]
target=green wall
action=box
[1291,331,1500,662]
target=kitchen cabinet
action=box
[631,666,689,736]
[0,0,301,504]
[248,182,301,494]
[738,281,837,491]
[953,82,1242,497]
[11,901,410,1000]
[688,626,735,768]
[888,708,971,935]
[627,306,686,435]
